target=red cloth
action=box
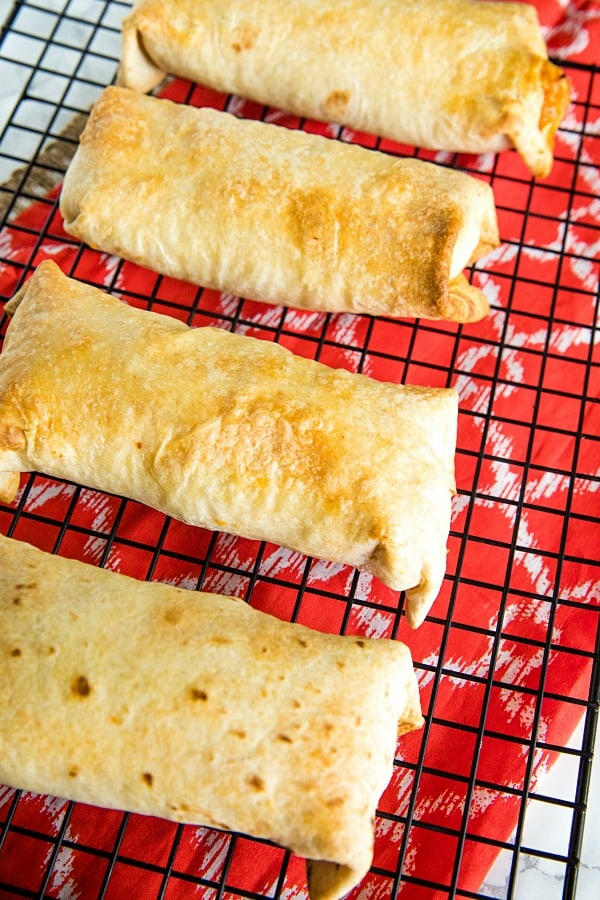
[0,2,598,897]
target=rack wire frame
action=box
[0,1,599,898]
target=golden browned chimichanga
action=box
[59,86,499,324]
[0,533,424,900]
[0,261,458,628]
[118,0,571,178]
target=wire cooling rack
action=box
[0,1,599,898]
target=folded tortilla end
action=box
[307,859,371,900]
[507,60,572,179]
[535,65,572,178]
[4,279,30,317]
[118,14,165,93]
[404,557,448,629]
[398,679,426,735]
[0,471,20,504]
[446,275,490,323]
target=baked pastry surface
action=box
[0,532,424,900]
[60,85,499,323]
[119,0,571,177]
[0,261,458,627]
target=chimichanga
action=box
[118,0,571,178]
[0,261,458,628]
[59,86,499,324]
[0,533,424,900]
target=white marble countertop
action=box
[0,1,598,896]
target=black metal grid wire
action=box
[0,1,599,898]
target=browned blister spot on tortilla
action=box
[72,675,91,697]
[323,89,351,119]
[11,580,38,606]
[247,774,265,791]
[164,607,182,625]
[287,187,338,260]
[142,772,153,787]
[10,648,21,657]
[190,688,208,701]
[0,426,26,451]
[230,23,258,53]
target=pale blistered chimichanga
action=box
[59,86,499,324]
[119,0,571,178]
[0,261,457,628]
[0,533,424,900]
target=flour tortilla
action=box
[0,261,458,627]
[60,86,499,323]
[119,0,570,178]
[0,532,423,900]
